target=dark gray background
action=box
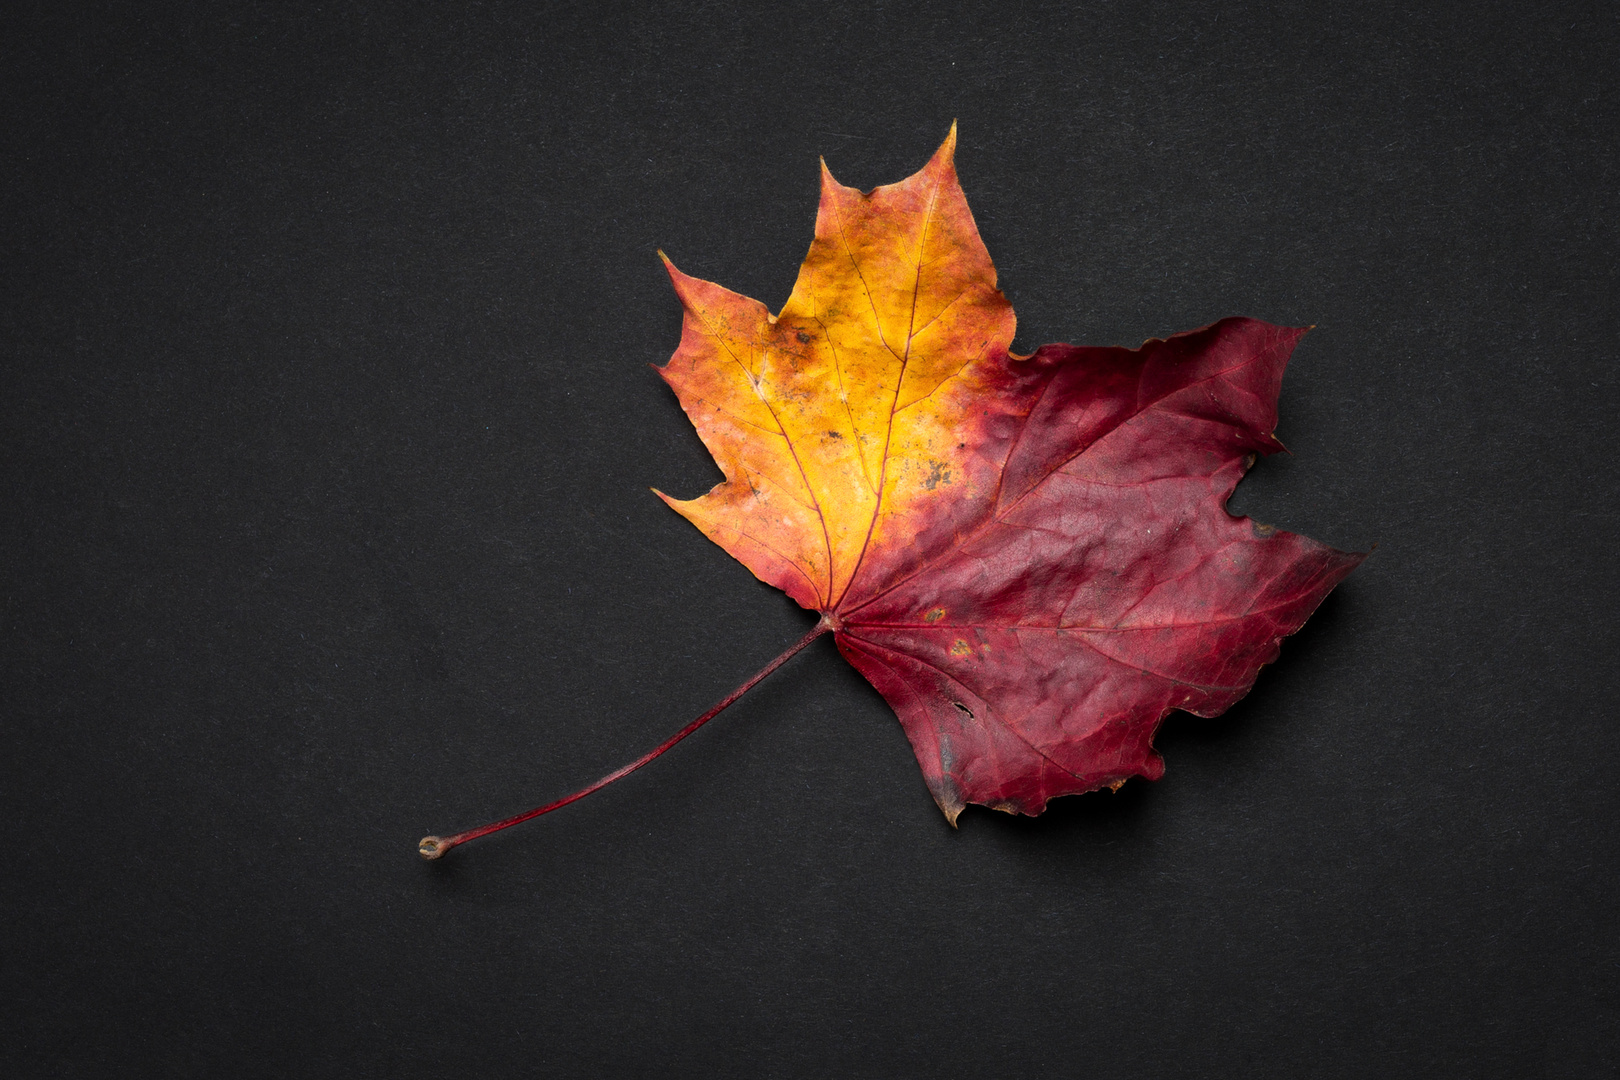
[4,2,1617,1076]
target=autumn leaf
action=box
[652,124,1363,824]
[419,125,1362,857]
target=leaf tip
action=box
[818,154,840,193]
[932,122,958,169]
[658,253,700,309]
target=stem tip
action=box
[418,835,453,860]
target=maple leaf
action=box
[652,125,1363,824]
[418,125,1362,857]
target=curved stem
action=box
[419,620,832,859]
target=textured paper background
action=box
[4,2,1616,1075]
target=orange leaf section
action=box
[654,124,1014,612]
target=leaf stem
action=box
[418,619,833,859]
